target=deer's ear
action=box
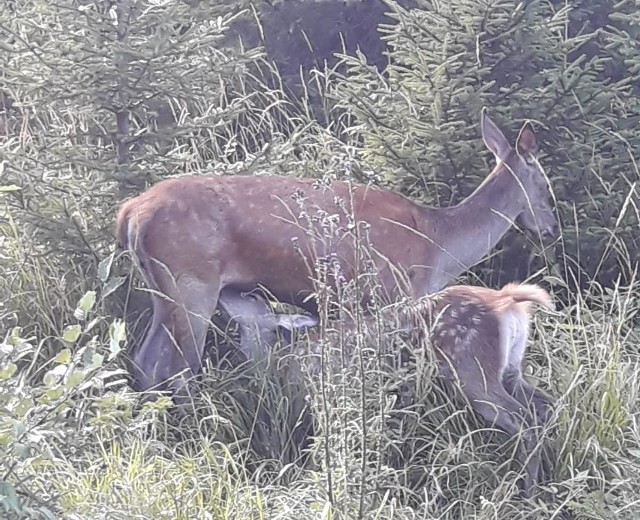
[276,314,319,331]
[481,109,511,162]
[516,121,537,156]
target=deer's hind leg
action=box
[502,369,555,425]
[500,320,556,483]
[500,318,555,425]
[454,361,541,497]
[502,369,556,483]
[132,260,220,394]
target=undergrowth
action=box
[2,261,640,519]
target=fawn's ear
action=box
[481,108,511,162]
[275,314,319,331]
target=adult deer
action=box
[262,282,555,497]
[116,110,559,392]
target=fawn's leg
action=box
[458,367,541,497]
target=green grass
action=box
[2,270,640,519]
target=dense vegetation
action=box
[1,0,639,518]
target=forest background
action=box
[1,0,640,518]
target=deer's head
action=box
[481,110,559,239]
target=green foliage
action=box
[0,309,126,518]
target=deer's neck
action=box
[417,166,524,291]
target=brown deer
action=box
[261,282,555,497]
[116,110,559,392]
[427,283,554,496]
